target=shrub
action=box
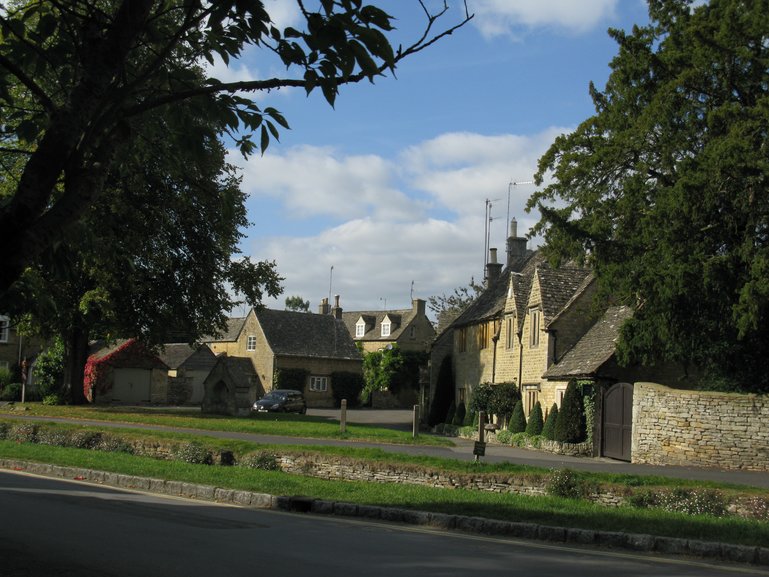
[542,403,558,440]
[508,400,527,433]
[9,423,38,443]
[330,371,364,407]
[463,409,475,427]
[37,429,72,447]
[175,441,213,465]
[452,402,466,426]
[554,380,585,443]
[33,338,65,399]
[273,368,309,393]
[629,488,727,517]
[0,383,21,401]
[468,382,494,416]
[490,381,519,423]
[96,435,134,454]
[42,394,63,406]
[240,451,280,470]
[495,429,512,444]
[0,422,9,440]
[444,400,456,425]
[547,468,586,499]
[70,431,104,449]
[0,366,11,390]
[525,401,544,435]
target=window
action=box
[477,322,489,350]
[409,325,416,339]
[246,335,256,351]
[505,316,514,349]
[309,376,328,392]
[556,387,566,408]
[529,308,541,347]
[524,385,539,416]
[381,319,391,337]
[0,316,9,343]
[355,320,366,337]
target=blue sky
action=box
[214,0,651,317]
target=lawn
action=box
[2,440,768,549]
[0,403,452,446]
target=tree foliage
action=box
[526,0,769,392]
[541,403,558,440]
[0,0,472,297]
[285,296,310,312]
[508,400,526,433]
[361,345,404,400]
[428,277,484,318]
[525,400,544,436]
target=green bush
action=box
[9,423,38,443]
[554,380,585,443]
[452,402,466,426]
[546,468,587,499]
[508,400,527,433]
[96,435,134,454]
[0,383,21,401]
[444,400,456,425]
[42,394,63,406]
[240,451,279,470]
[70,431,103,449]
[330,371,364,407]
[629,488,728,517]
[463,409,475,427]
[495,429,512,444]
[0,366,12,390]
[36,429,72,447]
[468,382,494,416]
[273,368,309,392]
[33,338,65,399]
[174,441,213,465]
[427,355,454,426]
[525,401,544,435]
[0,422,8,439]
[490,381,519,423]
[542,403,558,440]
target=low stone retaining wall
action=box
[633,382,769,471]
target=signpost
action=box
[475,411,486,462]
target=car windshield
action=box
[261,393,285,401]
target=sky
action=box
[213,0,652,318]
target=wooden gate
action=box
[602,382,633,461]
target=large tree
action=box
[0,0,472,297]
[527,0,769,391]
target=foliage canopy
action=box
[526,0,769,392]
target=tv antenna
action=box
[484,197,501,281]
[506,180,534,232]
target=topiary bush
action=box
[508,400,527,433]
[427,355,454,426]
[525,401,544,436]
[547,468,587,499]
[490,381,519,425]
[542,403,558,440]
[554,380,586,443]
[452,402,466,426]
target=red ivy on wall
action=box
[83,339,164,402]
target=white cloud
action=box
[470,0,619,38]
[241,130,565,315]
[232,145,423,221]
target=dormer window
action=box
[381,316,391,337]
[355,319,366,338]
[0,316,9,343]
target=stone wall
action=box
[632,382,769,472]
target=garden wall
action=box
[632,382,769,472]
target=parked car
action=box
[252,389,307,414]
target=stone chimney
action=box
[506,217,528,265]
[413,298,426,316]
[486,248,503,285]
[331,294,343,319]
[318,297,331,315]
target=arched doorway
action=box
[602,382,633,461]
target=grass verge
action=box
[0,403,451,446]
[2,440,767,548]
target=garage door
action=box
[112,368,152,403]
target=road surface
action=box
[0,471,765,577]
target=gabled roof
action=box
[159,343,217,371]
[454,251,542,329]
[341,308,413,341]
[543,305,633,379]
[535,265,593,323]
[257,309,361,361]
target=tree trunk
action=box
[63,323,90,405]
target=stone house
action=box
[335,297,436,354]
[205,308,362,408]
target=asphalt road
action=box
[2,471,765,577]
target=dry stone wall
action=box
[632,382,769,472]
